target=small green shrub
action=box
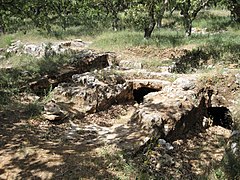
[24,102,43,117]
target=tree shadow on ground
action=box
[171,48,211,73]
[0,99,117,179]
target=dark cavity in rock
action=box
[133,87,158,104]
[207,107,233,129]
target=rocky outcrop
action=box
[223,130,240,178]
[69,50,112,71]
[127,79,171,90]
[29,50,115,94]
[130,76,208,141]
[47,71,133,117]
[43,101,68,121]
[6,39,91,58]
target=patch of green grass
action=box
[170,30,240,73]
[194,11,231,31]
[142,57,173,71]
[91,30,144,51]
[207,167,227,180]
[0,25,106,45]
[0,91,12,105]
[91,29,187,51]
[47,25,107,40]
[5,52,72,75]
[150,29,186,48]
[0,30,59,48]
[91,25,238,54]
[0,34,14,48]
[0,68,27,93]
[99,147,137,179]
[221,148,240,179]
[202,31,240,65]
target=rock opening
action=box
[133,87,159,103]
[207,107,233,129]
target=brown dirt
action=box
[0,102,146,179]
[118,45,198,62]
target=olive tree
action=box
[125,0,168,38]
[177,0,212,36]
[92,0,130,31]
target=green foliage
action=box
[217,0,240,22]
[0,68,27,95]
[203,32,240,64]
[172,48,211,73]
[0,0,110,34]
[124,4,149,31]
[176,0,213,36]
[24,101,43,118]
[0,0,239,37]
[0,34,14,47]
[0,52,73,106]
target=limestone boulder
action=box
[70,50,111,70]
[0,55,5,60]
[23,44,45,57]
[6,39,93,58]
[223,130,240,177]
[43,101,68,121]
[130,76,207,141]
[51,71,133,116]
[29,50,113,94]
[172,77,196,90]
[127,79,171,90]
[119,60,142,70]
[235,73,240,85]
[6,40,22,54]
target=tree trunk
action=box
[0,25,4,34]
[185,18,192,36]
[112,16,119,31]
[0,16,5,34]
[144,2,156,39]
[156,10,164,29]
[156,17,162,29]
[156,0,169,29]
[144,21,156,39]
[231,2,240,22]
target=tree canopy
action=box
[0,0,239,37]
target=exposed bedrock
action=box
[129,76,219,142]
[43,71,133,120]
[29,50,116,94]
